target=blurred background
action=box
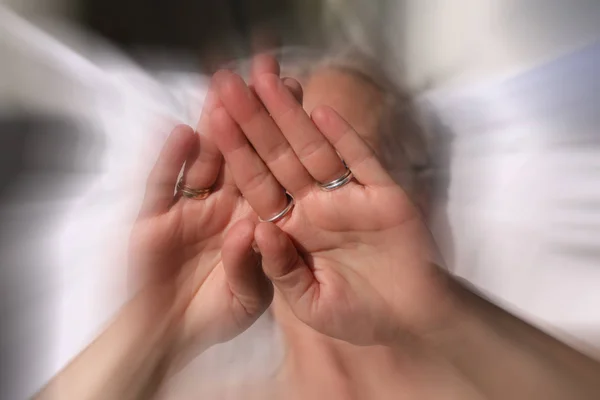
[4,0,600,85]
[1,0,600,399]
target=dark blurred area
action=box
[0,115,103,400]
[80,0,326,71]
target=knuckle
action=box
[242,167,272,193]
[273,103,300,124]
[298,138,327,163]
[263,140,293,165]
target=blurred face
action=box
[301,67,429,211]
[302,67,386,155]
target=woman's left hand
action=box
[210,70,453,346]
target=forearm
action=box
[425,278,600,400]
[36,287,179,400]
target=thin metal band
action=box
[259,193,295,223]
[318,168,353,191]
[177,178,212,200]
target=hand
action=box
[128,122,272,355]
[210,70,452,345]
[128,55,301,360]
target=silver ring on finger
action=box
[318,168,353,191]
[259,193,295,223]
[177,178,212,200]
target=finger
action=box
[222,219,274,317]
[311,105,395,187]
[214,70,313,196]
[282,77,303,104]
[197,80,223,133]
[250,53,280,83]
[255,222,318,311]
[180,131,222,192]
[254,73,347,184]
[209,106,290,220]
[182,81,230,190]
[249,53,303,103]
[140,124,196,217]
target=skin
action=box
[36,56,600,400]
[266,67,463,400]
[127,57,285,359]
[35,55,301,399]
[207,67,463,400]
[160,64,434,400]
[210,67,449,345]
[128,54,305,361]
[210,62,600,400]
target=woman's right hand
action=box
[127,55,300,362]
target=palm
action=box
[129,125,270,358]
[129,56,294,357]
[170,190,259,345]
[135,187,261,344]
[283,184,412,249]
[274,184,432,343]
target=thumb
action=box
[254,222,318,313]
[222,219,273,318]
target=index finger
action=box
[254,73,346,184]
[140,125,196,217]
[250,53,280,84]
[250,54,303,103]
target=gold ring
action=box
[177,178,212,200]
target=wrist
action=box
[36,285,182,400]
[137,284,215,378]
[384,267,467,350]
[414,276,473,348]
[413,276,504,361]
[114,286,182,396]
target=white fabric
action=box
[2,4,600,399]
[423,44,600,352]
[0,8,284,399]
